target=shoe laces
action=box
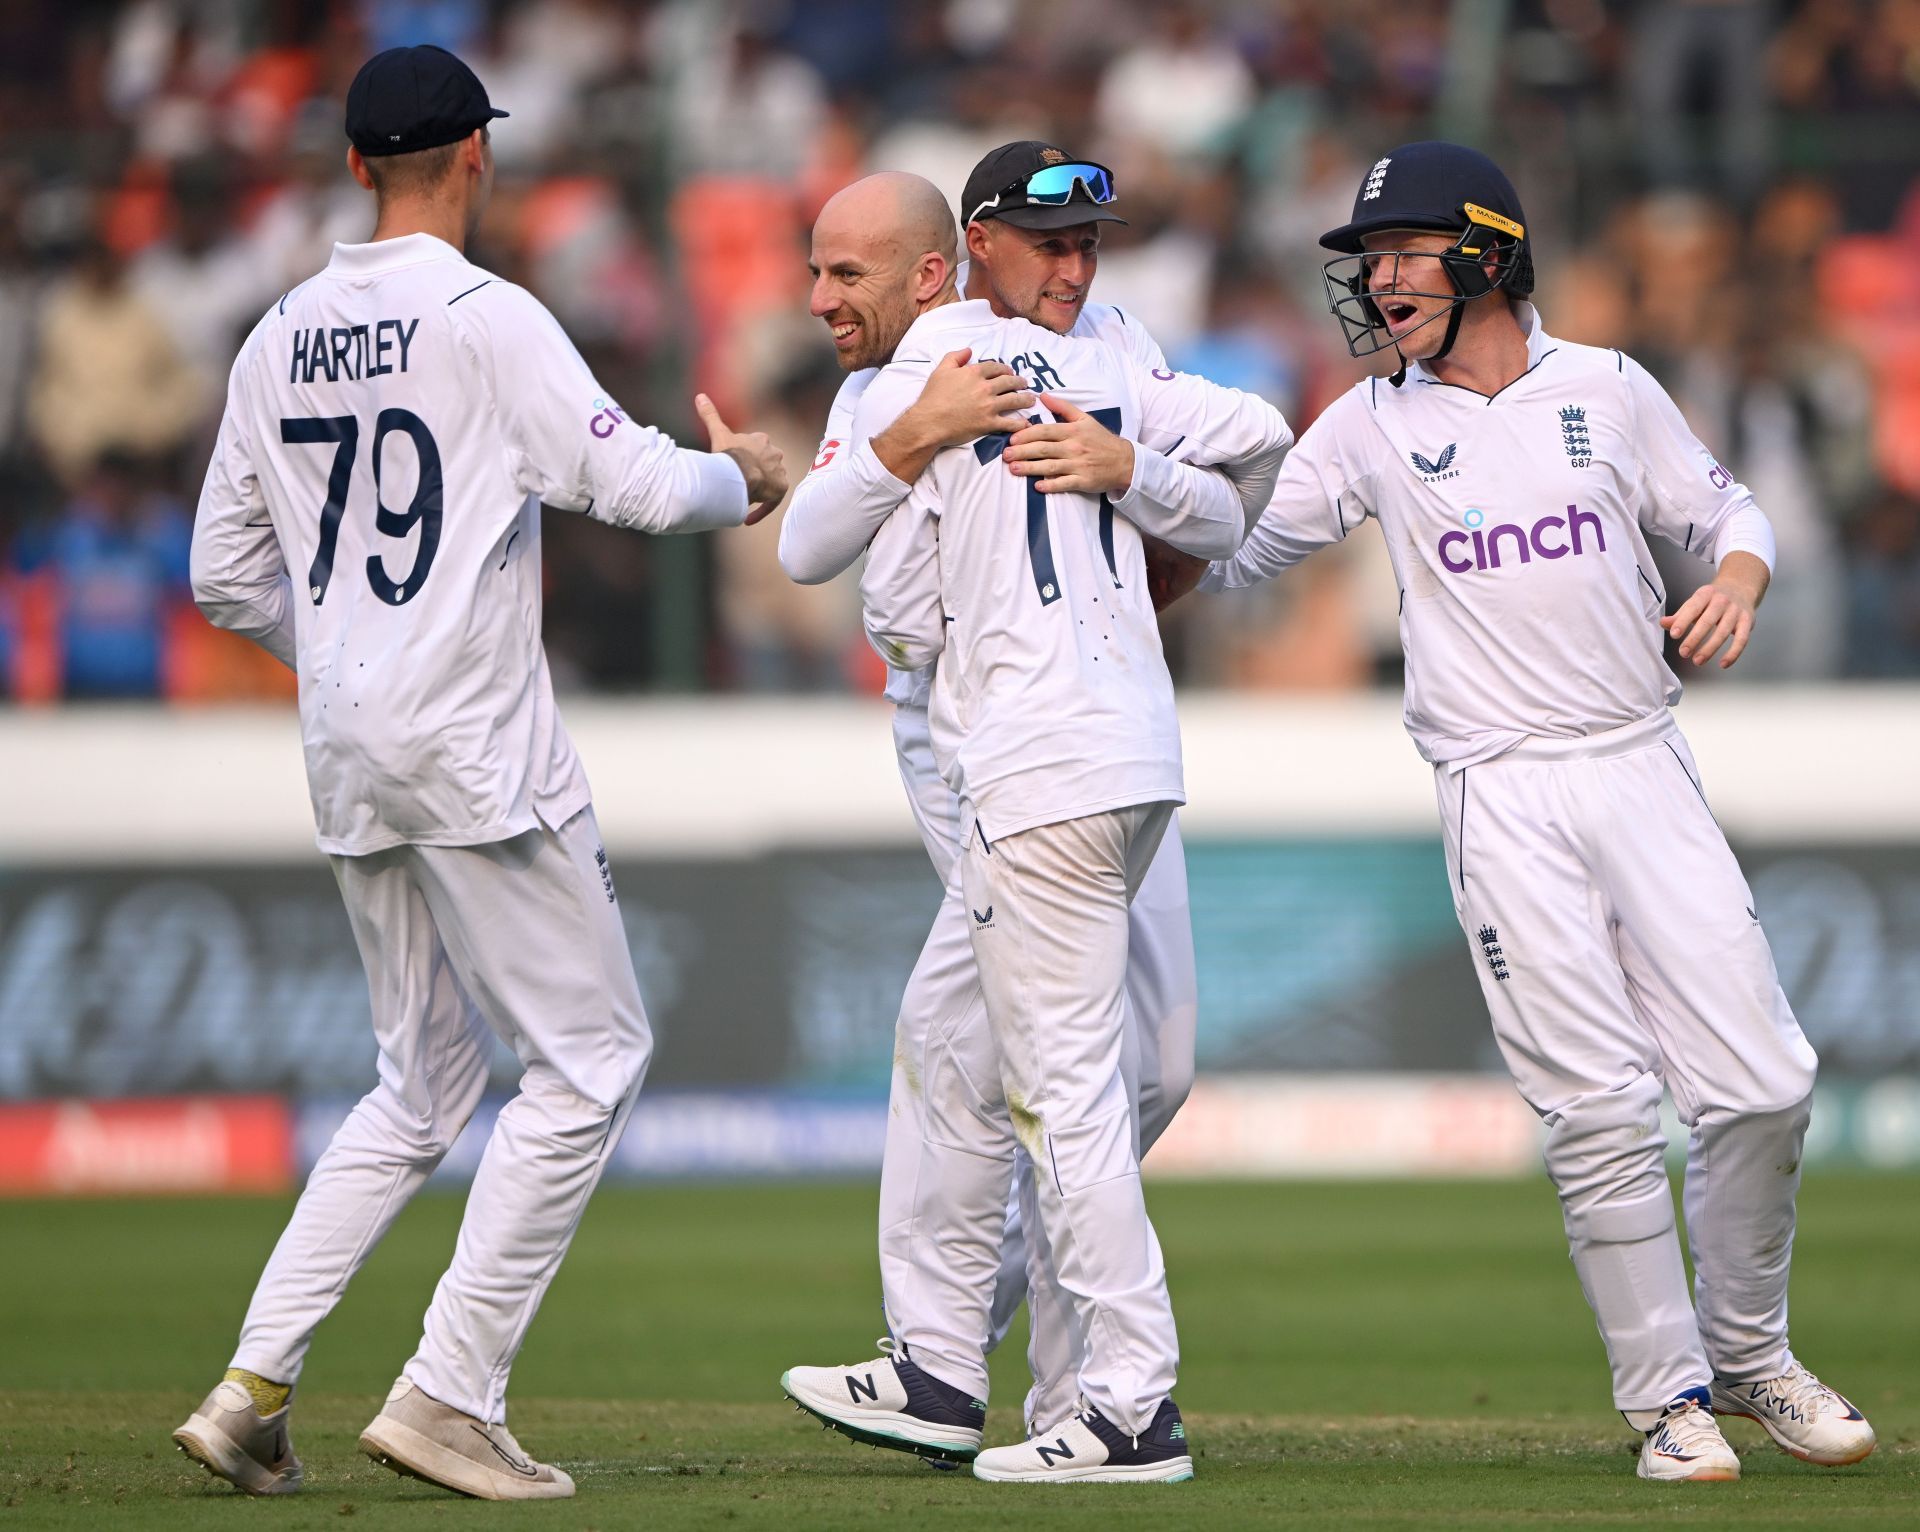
[1762,1360,1844,1421]
[876,1337,905,1365]
[1653,1397,1724,1452]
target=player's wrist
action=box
[873,410,944,482]
[721,444,765,502]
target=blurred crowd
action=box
[1,0,1918,702]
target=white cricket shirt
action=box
[778,294,1256,709]
[191,233,747,854]
[859,300,1293,840]
[1205,305,1776,769]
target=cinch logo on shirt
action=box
[980,349,1066,393]
[588,396,628,438]
[1438,504,1606,573]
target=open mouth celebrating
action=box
[1380,298,1420,331]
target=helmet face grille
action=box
[1321,233,1530,361]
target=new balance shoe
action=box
[1636,1388,1741,1482]
[359,1379,574,1500]
[973,1397,1193,1483]
[1712,1358,1876,1466]
[173,1380,303,1495]
[781,1339,985,1462]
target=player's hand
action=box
[903,349,1036,449]
[1661,577,1758,668]
[1660,551,1768,669]
[1144,537,1212,612]
[1004,395,1135,495]
[696,393,788,524]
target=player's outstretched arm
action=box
[693,394,788,523]
[1169,402,1373,606]
[455,282,762,535]
[191,368,296,669]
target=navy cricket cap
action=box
[1320,141,1526,254]
[345,45,508,158]
[960,141,1127,231]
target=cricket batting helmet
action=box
[1319,141,1533,365]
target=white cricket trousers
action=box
[957,801,1182,1435]
[879,705,1195,1430]
[1435,711,1818,1418]
[229,805,650,1424]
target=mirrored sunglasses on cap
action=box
[968,161,1117,225]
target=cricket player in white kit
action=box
[842,245,1290,1482]
[1163,141,1875,1483]
[775,155,1231,1456]
[171,47,786,1501]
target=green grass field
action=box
[2,1174,1913,1528]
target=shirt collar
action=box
[899,297,996,348]
[325,232,467,276]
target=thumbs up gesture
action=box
[696,393,788,524]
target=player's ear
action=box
[964,219,992,266]
[912,251,950,305]
[347,145,375,193]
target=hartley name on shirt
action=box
[289,317,420,384]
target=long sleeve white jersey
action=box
[191,233,747,854]
[1204,305,1776,769]
[859,299,1293,841]
[779,293,1264,708]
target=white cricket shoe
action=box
[781,1339,985,1462]
[973,1398,1193,1483]
[359,1379,574,1500]
[1712,1358,1877,1466]
[173,1379,303,1494]
[1637,1390,1741,1482]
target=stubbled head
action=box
[808,172,958,371]
[348,125,495,242]
[965,217,1102,335]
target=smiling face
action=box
[807,174,957,371]
[967,217,1102,335]
[807,230,925,371]
[1361,229,1473,359]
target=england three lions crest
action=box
[1560,406,1593,468]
